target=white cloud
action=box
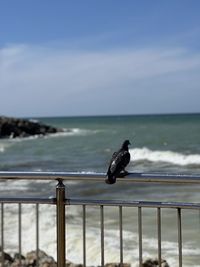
[0,44,200,117]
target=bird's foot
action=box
[105,177,116,184]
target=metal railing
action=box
[0,171,200,267]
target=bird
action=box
[105,140,131,184]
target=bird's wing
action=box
[122,151,130,167]
[107,151,117,175]
[109,150,130,174]
[111,151,118,161]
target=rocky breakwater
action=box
[0,248,170,267]
[0,116,63,138]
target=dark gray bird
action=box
[105,140,131,184]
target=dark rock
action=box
[11,258,27,267]
[0,250,14,263]
[0,116,63,139]
[0,248,14,267]
[142,258,170,267]
[65,260,83,267]
[105,263,131,267]
[13,253,26,260]
[0,247,170,267]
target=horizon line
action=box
[2,112,199,119]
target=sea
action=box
[0,114,200,267]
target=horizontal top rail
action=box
[67,198,200,209]
[0,196,55,204]
[0,196,200,209]
[0,171,200,184]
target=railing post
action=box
[56,179,66,267]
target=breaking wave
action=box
[47,128,101,137]
[0,128,100,144]
[130,147,200,166]
[3,204,199,267]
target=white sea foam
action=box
[8,134,43,142]
[43,128,101,139]
[0,180,32,191]
[62,128,101,136]
[5,128,100,142]
[3,204,200,267]
[0,142,11,153]
[130,147,200,166]
[47,128,93,137]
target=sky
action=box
[0,0,200,117]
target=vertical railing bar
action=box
[138,207,143,267]
[56,179,66,267]
[18,203,22,266]
[177,208,182,267]
[100,205,104,267]
[157,208,161,267]
[119,205,123,266]
[83,205,86,267]
[36,203,39,267]
[1,203,4,267]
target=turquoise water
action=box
[0,114,200,266]
[1,113,200,173]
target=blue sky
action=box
[1,0,200,117]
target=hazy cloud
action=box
[1,44,200,117]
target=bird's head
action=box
[122,140,131,149]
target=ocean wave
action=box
[46,128,100,137]
[2,204,199,267]
[4,128,100,142]
[130,147,200,166]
